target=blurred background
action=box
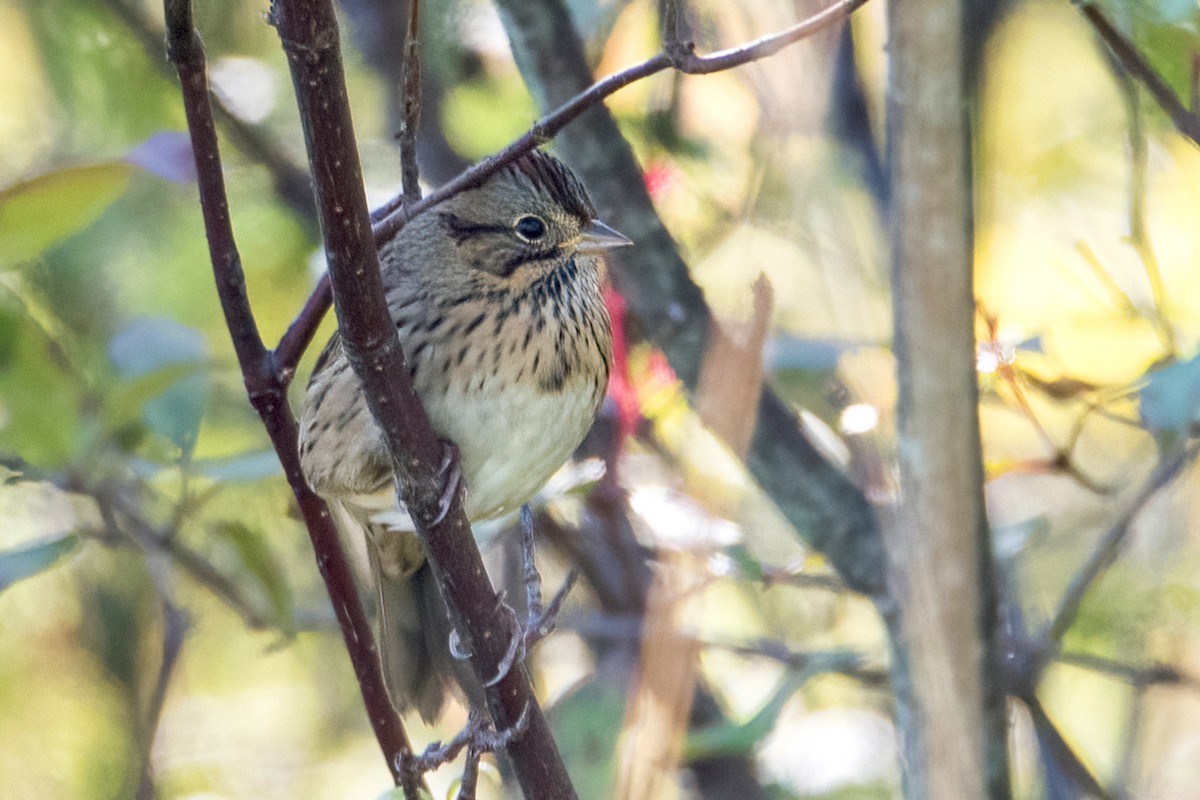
[2,0,1200,797]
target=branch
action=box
[495,0,883,595]
[1079,2,1200,146]
[266,0,576,796]
[707,639,886,685]
[136,600,188,800]
[161,0,418,789]
[370,0,868,241]
[1042,442,1199,646]
[279,0,871,389]
[1023,693,1115,800]
[888,0,1008,793]
[1056,650,1195,688]
[104,0,316,227]
[398,0,422,201]
[274,275,332,382]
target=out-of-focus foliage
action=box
[3,0,1200,798]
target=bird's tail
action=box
[332,500,453,723]
[368,541,451,723]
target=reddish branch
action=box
[267,0,576,797]
[161,0,418,790]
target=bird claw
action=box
[396,706,532,789]
[471,701,531,752]
[525,570,579,649]
[430,441,463,527]
[483,603,525,687]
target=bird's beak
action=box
[576,219,633,254]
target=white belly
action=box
[424,377,601,521]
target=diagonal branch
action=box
[267,0,577,797]
[1041,441,1199,647]
[368,0,869,242]
[1079,2,1200,146]
[277,0,869,380]
[160,0,418,790]
[494,0,884,594]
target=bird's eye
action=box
[514,215,547,242]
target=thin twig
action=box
[758,565,848,593]
[274,274,332,379]
[1114,57,1176,353]
[369,0,869,241]
[1057,650,1194,688]
[458,745,482,800]
[1023,692,1116,800]
[162,0,417,789]
[399,0,422,200]
[708,639,886,685]
[135,600,189,800]
[1079,3,1200,145]
[275,0,869,411]
[110,494,277,629]
[1043,441,1200,645]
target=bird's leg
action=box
[521,505,543,618]
[526,569,578,649]
[479,507,579,690]
[431,440,464,526]
[520,505,579,649]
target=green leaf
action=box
[103,362,204,435]
[0,163,134,266]
[548,675,626,800]
[108,317,207,379]
[0,298,82,466]
[724,544,767,581]
[685,675,803,760]
[108,318,210,455]
[211,521,294,634]
[0,534,80,593]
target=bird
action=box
[297,150,629,721]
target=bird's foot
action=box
[519,505,578,649]
[430,440,463,527]
[525,569,578,649]
[398,707,531,798]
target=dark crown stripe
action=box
[505,151,596,221]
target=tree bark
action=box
[887,0,1010,796]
